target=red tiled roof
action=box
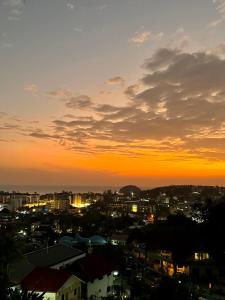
[70,254,115,282]
[21,267,71,292]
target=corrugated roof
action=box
[26,244,83,267]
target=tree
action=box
[9,289,44,300]
[206,200,225,261]
[151,276,198,300]
[192,198,213,223]
[0,235,24,297]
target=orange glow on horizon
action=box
[2,137,225,184]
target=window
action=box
[74,288,77,295]
[107,286,110,293]
[61,295,64,300]
[195,252,209,261]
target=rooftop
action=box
[69,254,116,282]
[26,244,83,267]
[21,267,71,292]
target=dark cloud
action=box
[65,95,93,109]
[28,48,225,160]
[0,123,20,130]
[0,112,8,118]
[29,130,61,140]
[124,84,140,99]
[95,104,122,113]
[107,76,125,85]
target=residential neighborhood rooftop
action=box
[26,244,84,267]
[21,267,72,292]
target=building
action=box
[26,244,85,269]
[11,244,86,284]
[69,254,120,300]
[70,194,91,208]
[40,192,72,211]
[111,233,128,246]
[21,267,82,300]
[9,193,28,210]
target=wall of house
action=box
[87,272,116,299]
[56,276,82,300]
[42,292,56,300]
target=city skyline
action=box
[1,0,225,186]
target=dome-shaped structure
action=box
[89,235,108,246]
[59,236,76,247]
[74,234,89,244]
[119,185,141,197]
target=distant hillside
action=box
[141,185,225,201]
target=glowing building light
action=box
[132,205,138,213]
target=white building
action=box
[69,254,120,299]
[21,267,82,300]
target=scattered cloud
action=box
[208,42,225,57]
[66,3,75,10]
[129,27,192,51]
[65,95,93,109]
[99,90,112,96]
[3,0,23,7]
[164,27,191,50]
[212,0,225,16]
[0,112,35,143]
[3,0,24,21]
[209,0,225,27]
[107,76,125,85]
[24,84,39,94]
[47,89,73,100]
[208,18,224,27]
[125,84,141,99]
[29,130,61,140]
[64,114,76,119]
[28,48,225,161]
[130,30,151,44]
[2,42,13,48]
[74,27,83,32]
[96,4,107,11]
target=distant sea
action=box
[0,185,121,194]
[0,185,150,194]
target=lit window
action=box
[195,253,199,260]
[195,252,209,260]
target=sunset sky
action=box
[1,0,225,187]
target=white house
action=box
[21,267,83,300]
[69,254,120,299]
